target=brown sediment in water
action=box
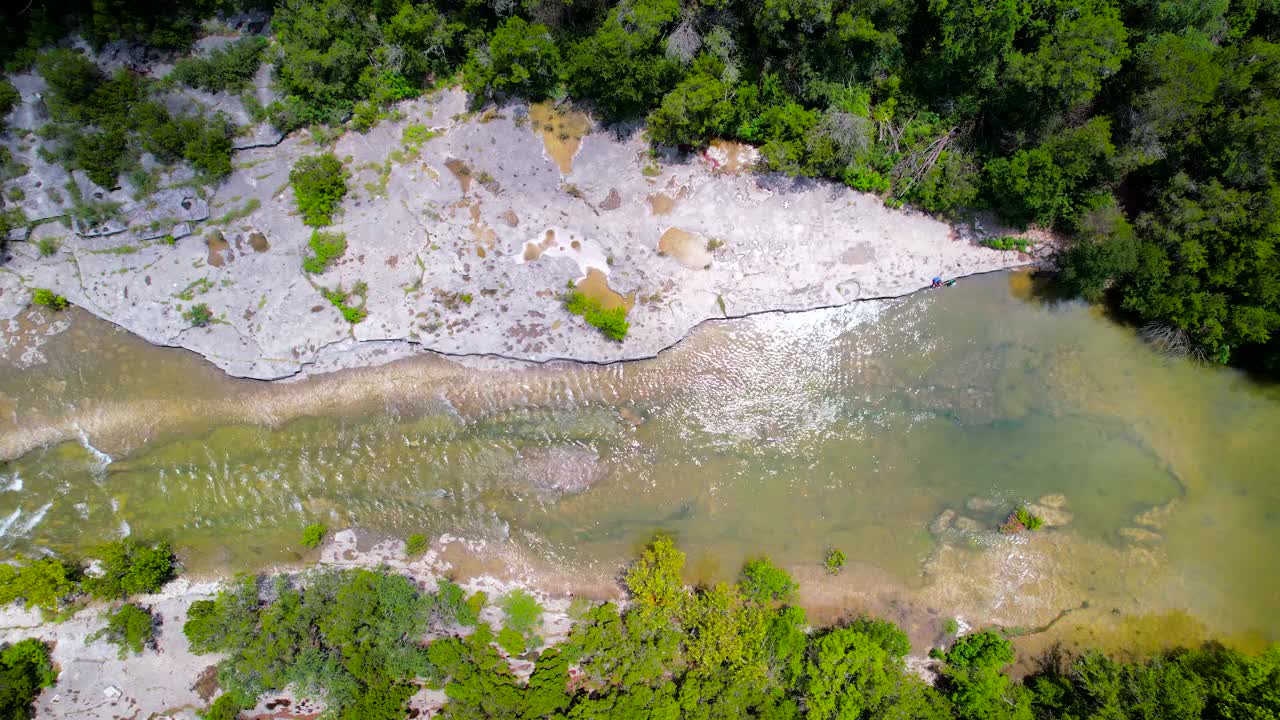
[647,185,691,216]
[206,232,231,267]
[248,231,269,253]
[529,102,591,175]
[1007,609,1272,676]
[467,202,497,254]
[523,230,557,261]
[708,139,755,174]
[444,158,473,194]
[658,228,713,269]
[575,267,634,311]
[648,192,676,215]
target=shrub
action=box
[563,290,629,341]
[0,556,80,613]
[1016,506,1044,531]
[0,639,57,718]
[84,541,177,600]
[36,237,58,256]
[91,603,155,657]
[184,303,213,327]
[980,236,1032,253]
[31,288,68,310]
[824,549,846,575]
[170,36,269,94]
[301,523,327,548]
[290,153,347,227]
[204,692,251,720]
[302,230,347,273]
[1000,506,1044,533]
[0,80,19,128]
[405,534,428,557]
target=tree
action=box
[91,603,156,657]
[940,632,1033,720]
[623,535,686,612]
[923,0,1029,111]
[0,639,57,718]
[463,17,561,99]
[170,36,270,93]
[36,49,104,118]
[738,557,798,605]
[648,55,734,147]
[271,0,381,121]
[0,80,19,130]
[1059,194,1140,301]
[1004,1,1130,111]
[985,148,1068,227]
[84,540,177,600]
[907,149,979,215]
[804,628,897,720]
[565,0,683,118]
[0,556,80,613]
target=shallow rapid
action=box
[1,271,1277,651]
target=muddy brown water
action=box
[529,102,591,175]
[658,227,713,269]
[575,267,633,310]
[1,271,1277,653]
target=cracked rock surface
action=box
[0,88,1039,380]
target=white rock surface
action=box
[1,88,1040,380]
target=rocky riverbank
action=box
[0,504,1227,720]
[0,78,1042,380]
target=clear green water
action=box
[1,272,1277,646]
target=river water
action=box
[1,271,1277,653]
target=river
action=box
[1,270,1277,658]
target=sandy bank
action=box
[0,85,1043,380]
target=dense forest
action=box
[1,0,1279,370]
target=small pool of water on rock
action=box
[1,272,1277,647]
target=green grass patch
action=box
[563,290,629,341]
[301,523,327,548]
[980,235,1032,252]
[215,197,261,225]
[184,303,213,326]
[322,281,368,324]
[303,230,347,274]
[31,288,68,310]
[174,278,213,301]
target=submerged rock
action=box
[1024,503,1073,528]
[1119,526,1162,544]
[513,447,603,496]
[965,497,1000,512]
[930,509,957,535]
